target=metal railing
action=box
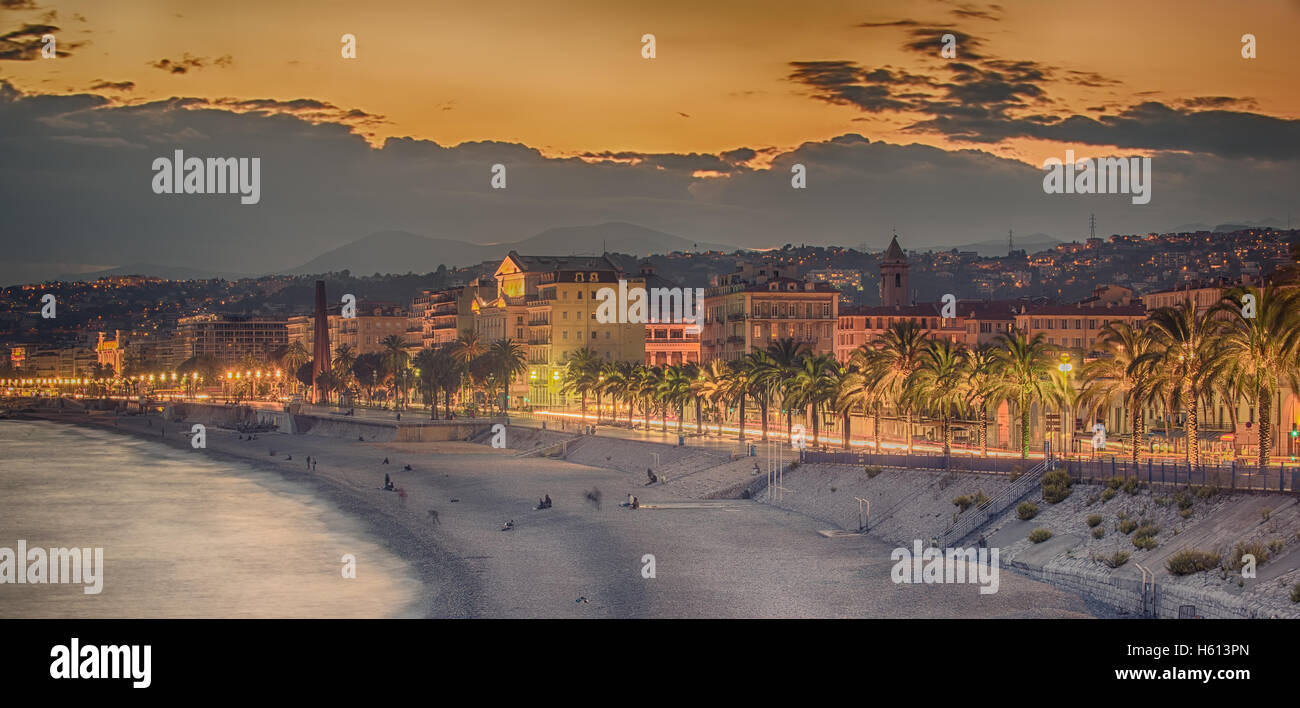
[940,458,1052,546]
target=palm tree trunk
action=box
[978,403,988,457]
[873,402,881,452]
[738,394,747,442]
[758,395,767,441]
[810,405,820,448]
[1186,393,1200,468]
[1257,384,1272,471]
[1019,398,1030,459]
[905,409,913,454]
[695,399,703,435]
[842,409,851,450]
[1130,404,1142,465]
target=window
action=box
[591,331,597,339]
[562,330,568,340]
[589,273,598,282]
[894,273,901,287]
[605,331,610,339]
[1074,319,1082,330]
[575,273,584,283]
[562,311,568,320]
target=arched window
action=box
[575,273,585,282]
[589,272,599,282]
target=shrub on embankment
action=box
[1166,549,1222,576]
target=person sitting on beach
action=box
[403,464,412,471]
[544,494,552,509]
[645,469,658,485]
[383,473,393,491]
[501,520,514,531]
[383,457,389,464]
[537,497,545,509]
[631,496,639,510]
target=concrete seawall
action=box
[164,402,503,442]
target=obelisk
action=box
[311,280,330,403]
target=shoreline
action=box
[11,409,479,619]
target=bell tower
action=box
[880,234,910,306]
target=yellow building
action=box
[484,252,646,407]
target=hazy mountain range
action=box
[15,219,1287,285]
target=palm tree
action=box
[1211,360,1251,460]
[840,353,886,452]
[860,320,928,453]
[908,339,968,456]
[696,360,730,437]
[660,364,694,433]
[281,341,310,395]
[829,362,861,450]
[642,366,667,432]
[959,344,1001,457]
[765,338,810,440]
[413,348,441,417]
[1081,322,1157,464]
[432,347,462,419]
[1046,359,1081,459]
[787,352,839,448]
[599,360,635,426]
[992,330,1053,459]
[742,350,777,441]
[626,361,650,428]
[451,330,485,405]
[727,356,754,442]
[487,338,527,413]
[561,348,601,422]
[1145,300,1224,467]
[380,334,409,409]
[1218,285,1300,470]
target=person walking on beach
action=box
[312,458,317,471]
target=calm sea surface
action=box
[0,419,423,618]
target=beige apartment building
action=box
[700,274,839,363]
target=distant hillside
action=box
[285,222,735,276]
[58,263,253,282]
[940,233,1065,257]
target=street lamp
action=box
[1058,354,1072,458]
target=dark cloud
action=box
[0,22,71,60]
[786,20,1292,159]
[148,53,232,74]
[89,79,134,92]
[857,20,923,28]
[902,28,987,60]
[0,81,1294,281]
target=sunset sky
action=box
[1,0,1297,280]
